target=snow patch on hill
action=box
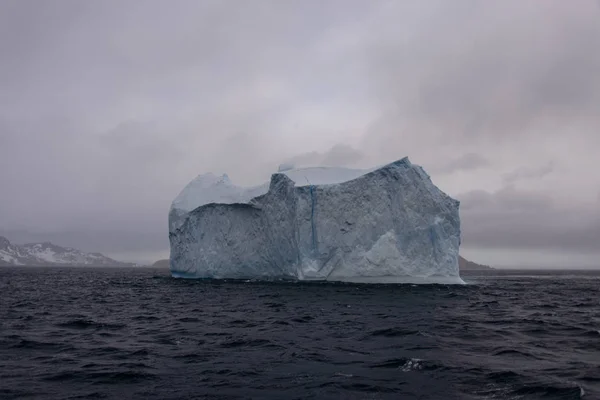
[0,237,137,267]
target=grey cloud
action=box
[459,187,599,253]
[0,1,599,266]
[283,144,365,168]
[446,153,489,172]
[503,162,555,184]
[428,153,490,175]
[362,1,600,156]
[461,211,600,254]
[282,151,322,168]
[459,186,554,212]
[321,145,365,167]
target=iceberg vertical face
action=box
[169,157,463,284]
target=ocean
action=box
[1,267,598,399]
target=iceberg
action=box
[169,157,464,284]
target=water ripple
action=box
[0,267,598,399]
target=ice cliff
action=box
[168,157,463,284]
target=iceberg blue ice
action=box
[169,157,464,284]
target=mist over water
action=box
[1,267,598,399]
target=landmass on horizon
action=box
[0,236,138,267]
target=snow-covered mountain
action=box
[0,236,137,267]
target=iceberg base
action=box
[171,270,465,285]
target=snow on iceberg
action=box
[168,157,464,284]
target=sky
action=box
[1,0,599,267]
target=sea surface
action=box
[1,267,599,400]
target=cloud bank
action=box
[1,0,598,266]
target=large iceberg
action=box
[169,157,463,284]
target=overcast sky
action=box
[1,0,599,267]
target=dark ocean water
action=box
[1,267,599,400]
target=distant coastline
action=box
[0,236,138,268]
[152,259,170,268]
[459,256,493,270]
